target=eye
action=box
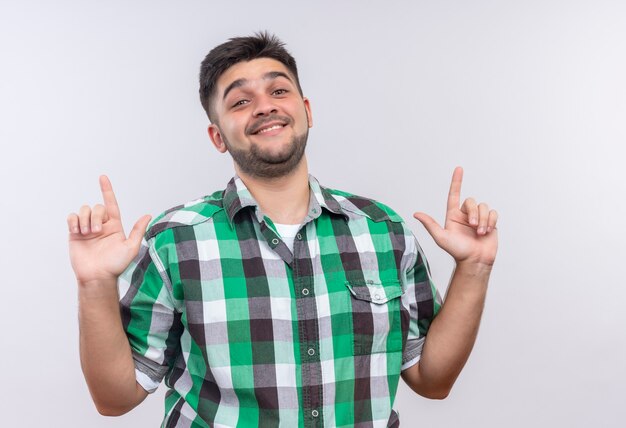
[232,99,249,108]
[272,89,288,96]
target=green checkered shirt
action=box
[119,174,441,427]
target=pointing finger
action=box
[99,175,121,220]
[447,166,463,212]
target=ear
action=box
[208,124,228,153]
[303,97,313,128]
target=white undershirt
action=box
[274,223,301,253]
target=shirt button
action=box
[311,410,319,418]
[367,279,374,284]
[296,233,302,240]
[307,348,315,356]
[374,293,381,300]
[271,238,279,245]
[302,288,309,296]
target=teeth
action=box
[258,124,283,134]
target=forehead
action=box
[217,58,294,94]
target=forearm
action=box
[405,262,491,397]
[406,166,498,398]
[78,279,147,415]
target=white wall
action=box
[1,1,624,426]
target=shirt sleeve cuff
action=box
[400,353,421,371]
[135,368,161,393]
[132,352,167,393]
[401,336,425,371]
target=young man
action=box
[68,32,498,427]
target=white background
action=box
[1,1,625,426]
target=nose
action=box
[252,94,278,117]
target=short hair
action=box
[199,31,303,123]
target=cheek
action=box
[222,119,246,140]
[300,110,311,130]
[299,104,312,127]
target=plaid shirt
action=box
[119,174,441,428]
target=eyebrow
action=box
[222,71,294,100]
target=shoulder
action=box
[145,189,225,240]
[323,186,405,224]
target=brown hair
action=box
[199,31,303,123]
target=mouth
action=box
[249,118,290,135]
[254,123,285,135]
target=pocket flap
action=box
[345,279,402,304]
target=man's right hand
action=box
[67,175,152,285]
[69,176,152,416]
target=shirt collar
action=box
[223,174,347,227]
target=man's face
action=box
[208,57,313,178]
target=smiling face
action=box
[207,57,313,178]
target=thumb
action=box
[127,215,152,252]
[413,212,446,244]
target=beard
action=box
[222,127,308,179]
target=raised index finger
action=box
[447,166,464,211]
[99,175,121,220]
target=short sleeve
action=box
[400,237,442,371]
[118,237,182,393]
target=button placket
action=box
[291,222,322,424]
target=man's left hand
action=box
[413,167,498,267]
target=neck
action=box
[235,158,310,225]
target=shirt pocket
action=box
[345,279,404,355]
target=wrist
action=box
[447,261,491,299]
[78,277,120,299]
[454,260,493,278]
